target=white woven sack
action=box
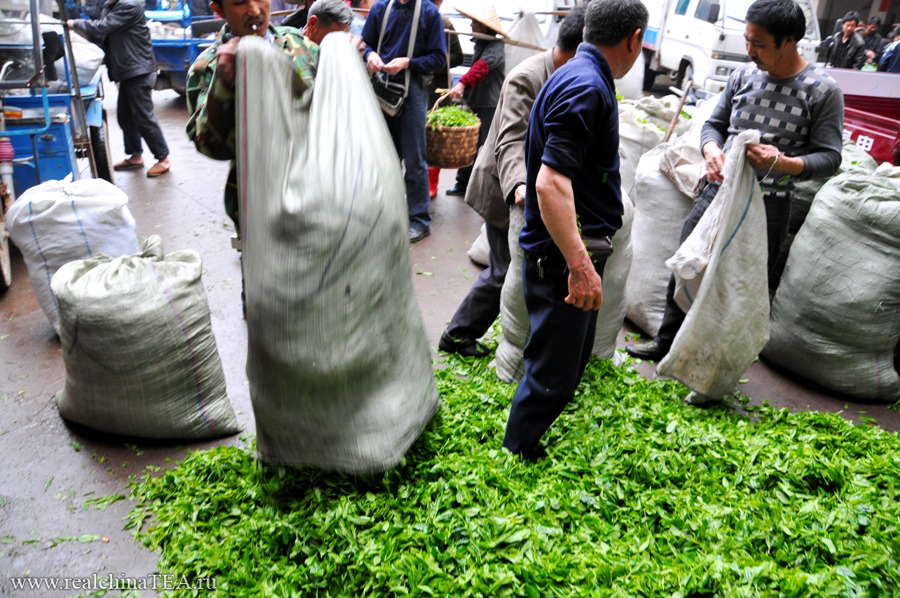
[763,171,900,402]
[236,35,439,473]
[51,236,239,439]
[614,51,644,101]
[467,223,490,267]
[495,204,527,383]
[659,130,769,399]
[494,195,634,381]
[7,178,139,334]
[504,12,547,74]
[592,192,634,359]
[617,105,665,196]
[624,144,694,337]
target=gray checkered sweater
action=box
[701,62,844,200]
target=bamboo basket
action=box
[425,94,481,170]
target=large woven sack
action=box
[773,140,880,288]
[467,224,489,267]
[236,35,439,473]
[618,95,693,196]
[624,144,695,337]
[763,171,900,403]
[495,204,528,383]
[659,130,769,399]
[494,195,634,382]
[592,193,634,359]
[504,12,547,73]
[6,178,139,334]
[51,236,238,439]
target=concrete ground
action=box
[1,85,897,596]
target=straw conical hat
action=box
[455,4,508,38]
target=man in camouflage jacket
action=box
[186,0,317,231]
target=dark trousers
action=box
[117,73,169,160]
[502,252,607,455]
[655,183,791,350]
[454,106,495,189]
[446,222,510,341]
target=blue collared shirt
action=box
[520,43,623,257]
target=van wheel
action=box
[675,61,694,90]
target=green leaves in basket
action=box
[427,106,479,130]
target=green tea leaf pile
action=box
[427,106,480,130]
[128,357,900,596]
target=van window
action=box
[694,0,712,21]
[674,0,690,16]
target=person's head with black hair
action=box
[744,0,806,48]
[841,10,861,38]
[555,6,584,54]
[583,0,648,77]
[305,0,353,44]
[865,15,882,36]
[743,0,808,76]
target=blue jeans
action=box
[384,76,430,231]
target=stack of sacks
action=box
[624,142,697,338]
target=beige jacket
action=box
[464,50,556,230]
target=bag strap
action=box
[375,0,422,96]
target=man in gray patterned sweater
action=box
[626,0,844,383]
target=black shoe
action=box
[445,184,467,196]
[409,226,431,243]
[625,339,667,361]
[439,331,491,358]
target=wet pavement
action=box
[1,85,897,596]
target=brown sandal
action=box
[146,162,170,178]
[113,159,144,171]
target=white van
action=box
[642,0,821,92]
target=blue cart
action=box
[146,0,222,95]
[0,0,112,291]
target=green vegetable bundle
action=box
[427,105,479,130]
[127,355,900,596]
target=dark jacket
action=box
[73,0,156,82]
[824,31,866,69]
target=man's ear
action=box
[210,1,225,20]
[629,28,642,53]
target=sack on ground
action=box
[237,35,439,473]
[659,130,769,399]
[592,192,634,359]
[495,205,528,383]
[7,178,139,334]
[52,236,238,439]
[467,224,490,267]
[624,144,695,337]
[772,140,880,288]
[763,170,900,402]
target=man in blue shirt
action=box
[362,0,446,242]
[502,0,648,459]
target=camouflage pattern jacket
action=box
[186,25,318,230]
